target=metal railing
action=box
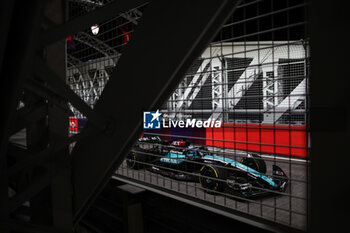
[67,0,309,231]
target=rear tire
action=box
[199,164,226,193]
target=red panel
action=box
[69,117,78,132]
[206,123,308,157]
[122,30,132,44]
[171,140,187,147]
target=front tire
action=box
[126,148,147,169]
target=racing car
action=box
[126,136,288,198]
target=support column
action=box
[45,0,73,231]
[118,184,145,233]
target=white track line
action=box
[260,154,309,163]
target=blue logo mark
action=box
[143,110,161,129]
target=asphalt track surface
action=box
[10,128,309,230]
[115,149,310,231]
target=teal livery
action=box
[127,137,288,198]
[203,155,278,188]
[160,153,186,164]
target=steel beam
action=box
[34,59,109,131]
[11,103,47,136]
[120,8,143,25]
[74,31,119,64]
[0,2,47,231]
[67,54,84,76]
[69,0,103,8]
[0,1,15,74]
[41,0,147,46]
[70,0,241,224]
[310,2,350,232]
[70,0,143,25]
[68,55,118,74]
[9,173,51,212]
[24,79,69,114]
[45,2,74,228]
[0,219,71,233]
[8,130,92,177]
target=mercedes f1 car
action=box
[126,136,288,198]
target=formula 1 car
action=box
[126,137,288,198]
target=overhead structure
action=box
[0,0,240,232]
[73,31,120,65]
[163,42,308,124]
